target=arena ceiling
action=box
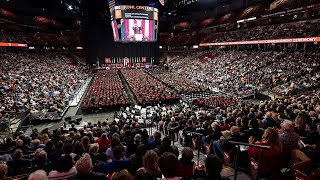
[0,0,266,21]
[0,0,314,31]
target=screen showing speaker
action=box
[108,4,158,42]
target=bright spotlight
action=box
[67,5,73,10]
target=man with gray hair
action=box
[279,120,300,154]
[28,170,48,180]
[68,153,107,180]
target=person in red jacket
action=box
[248,127,283,179]
[95,133,111,153]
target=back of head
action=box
[205,154,222,179]
[281,120,294,132]
[101,133,107,139]
[143,150,160,173]
[158,152,178,178]
[28,170,48,180]
[162,136,171,146]
[89,143,99,154]
[113,146,123,160]
[230,126,240,136]
[111,136,121,148]
[56,154,74,173]
[181,147,193,164]
[75,153,93,176]
[266,112,273,118]
[153,131,161,141]
[111,170,134,180]
[263,127,279,143]
[36,151,47,164]
[250,119,260,129]
[0,163,8,179]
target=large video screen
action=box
[109,5,158,42]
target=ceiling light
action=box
[67,5,73,10]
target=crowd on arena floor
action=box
[0,53,87,121]
[0,88,319,179]
[194,95,240,109]
[169,50,320,97]
[147,68,209,94]
[81,70,130,114]
[121,69,181,105]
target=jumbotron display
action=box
[109,4,158,42]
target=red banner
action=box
[0,42,28,47]
[200,37,320,46]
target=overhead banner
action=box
[0,42,28,47]
[200,37,320,46]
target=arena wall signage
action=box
[0,42,28,47]
[199,37,320,46]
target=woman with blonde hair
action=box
[135,150,161,180]
[248,128,283,179]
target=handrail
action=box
[229,141,271,149]
[228,141,271,180]
[184,131,204,165]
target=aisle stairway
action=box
[118,70,138,105]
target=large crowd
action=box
[168,50,320,97]
[0,2,320,179]
[147,68,209,94]
[121,69,181,105]
[81,70,130,114]
[194,95,239,109]
[0,88,319,179]
[0,53,87,121]
[205,19,320,43]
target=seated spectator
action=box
[69,124,77,133]
[194,154,230,180]
[303,123,320,146]
[244,119,264,142]
[158,152,180,180]
[106,136,127,159]
[81,136,90,153]
[248,128,283,178]
[127,134,142,156]
[176,147,195,180]
[48,154,77,179]
[68,153,107,180]
[147,131,162,150]
[279,120,300,155]
[155,136,174,156]
[7,149,31,176]
[48,141,64,164]
[32,150,52,173]
[213,126,243,163]
[106,146,130,174]
[262,112,278,129]
[294,115,308,137]
[0,163,12,180]
[181,120,195,147]
[135,150,161,180]
[129,145,147,175]
[95,133,111,153]
[15,139,30,153]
